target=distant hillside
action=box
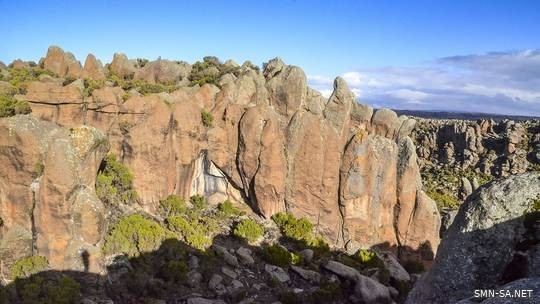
[393,109,540,121]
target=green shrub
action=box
[427,190,460,210]
[82,78,104,97]
[0,94,31,117]
[403,259,425,274]
[201,110,213,127]
[190,195,206,209]
[10,256,48,279]
[166,216,212,250]
[233,219,264,243]
[17,275,81,304]
[353,249,380,268]
[272,212,314,242]
[160,260,188,283]
[217,200,243,216]
[103,214,168,256]
[159,195,186,217]
[96,154,137,206]
[261,244,292,267]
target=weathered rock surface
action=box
[43,45,82,78]
[407,172,540,304]
[0,115,108,277]
[3,46,441,262]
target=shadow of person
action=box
[81,250,90,273]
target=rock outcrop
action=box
[2,46,441,263]
[0,115,108,278]
[407,172,540,303]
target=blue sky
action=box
[1,0,539,115]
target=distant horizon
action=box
[1,0,539,116]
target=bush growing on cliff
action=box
[272,212,313,241]
[159,195,186,217]
[10,256,49,279]
[233,219,264,243]
[0,94,31,117]
[201,110,213,127]
[96,154,137,206]
[103,214,169,256]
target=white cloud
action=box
[307,49,540,116]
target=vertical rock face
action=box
[5,46,441,261]
[406,172,540,304]
[0,116,108,277]
[43,46,82,78]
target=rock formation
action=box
[407,171,540,303]
[18,47,439,254]
[0,115,108,278]
[0,46,441,279]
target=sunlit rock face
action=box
[1,47,441,273]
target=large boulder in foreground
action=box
[0,115,108,277]
[407,172,540,303]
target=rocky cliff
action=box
[0,46,440,278]
[410,118,540,210]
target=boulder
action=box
[290,265,321,283]
[109,53,136,79]
[407,172,540,303]
[81,54,107,80]
[43,46,82,78]
[265,264,290,283]
[134,59,191,84]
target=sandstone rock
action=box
[265,264,290,283]
[407,172,540,303]
[0,116,108,277]
[109,53,136,79]
[81,54,106,80]
[14,48,443,262]
[43,46,82,78]
[371,108,400,139]
[134,59,191,84]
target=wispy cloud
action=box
[308,50,540,116]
